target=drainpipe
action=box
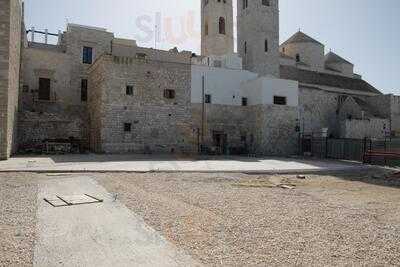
[44,29,48,44]
[201,75,205,153]
[31,27,35,42]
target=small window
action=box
[136,53,147,60]
[164,89,175,99]
[205,21,209,36]
[124,123,132,132]
[38,78,51,101]
[243,0,248,9]
[214,60,222,68]
[126,85,134,95]
[242,97,248,106]
[244,41,247,54]
[296,53,301,62]
[205,94,212,104]
[219,17,226,35]
[262,0,270,6]
[264,39,268,53]
[81,79,88,102]
[274,96,287,105]
[83,47,93,64]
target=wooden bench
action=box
[363,150,400,164]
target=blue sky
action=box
[24,0,399,94]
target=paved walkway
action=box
[0,154,368,173]
[34,176,199,267]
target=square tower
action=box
[201,0,234,56]
[237,0,280,77]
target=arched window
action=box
[264,39,268,52]
[219,17,226,35]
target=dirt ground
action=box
[96,170,400,266]
[0,173,40,266]
[1,169,400,266]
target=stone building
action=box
[0,0,398,159]
[278,31,392,138]
[237,0,280,77]
[201,0,234,56]
[88,41,195,154]
[0,0,23,159]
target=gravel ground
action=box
[96,169,400,266]
[0,173,40,266]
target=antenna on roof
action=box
[154,24,157,49]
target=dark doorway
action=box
[213,131,228,155]
[38,78,51,101]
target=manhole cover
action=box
[44,194,103,207]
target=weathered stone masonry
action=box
[0,0,22,159]
[88,45,196,154]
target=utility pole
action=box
[201,75,206,153]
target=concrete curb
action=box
[0,166,378,175]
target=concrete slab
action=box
[0,154,370,173]
[34,176,200,267]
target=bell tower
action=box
[237,0,280,77]
[201,0,234,56]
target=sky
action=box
[24,0,399,94]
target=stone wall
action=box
[88,50,195,154]
[191,103,299,156]
[0,0,22,159]
[281,42,325,71]
[365,94,400,136]
[63,24,114,107]
[339,118,388,139]
[251,104,299,156]
[191,103,251,153]
[17,111,85,151]
[299,86,339,136]
[338,96,364,121]
[21,45,71,110]
[18,25,114,152]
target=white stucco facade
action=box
[191,63,299,107]
[242,77,299,107]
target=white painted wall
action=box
[191,65,299,107]
[241,77,298,107]
[191,64,257,105]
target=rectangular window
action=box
[124,123,132,132]
[274,96,287,105]
[205,94,212,104]
[38,78,51,101]
[83,46,93,64]
[164,89,175,99]
[126,85,134,96]
[213,60,222,68]
[243,0,248,9]
[81,79,88,102]
[262,0,270,6]
[136,53,147,60]
[242,97,248,106]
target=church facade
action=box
[0,0,398,159]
